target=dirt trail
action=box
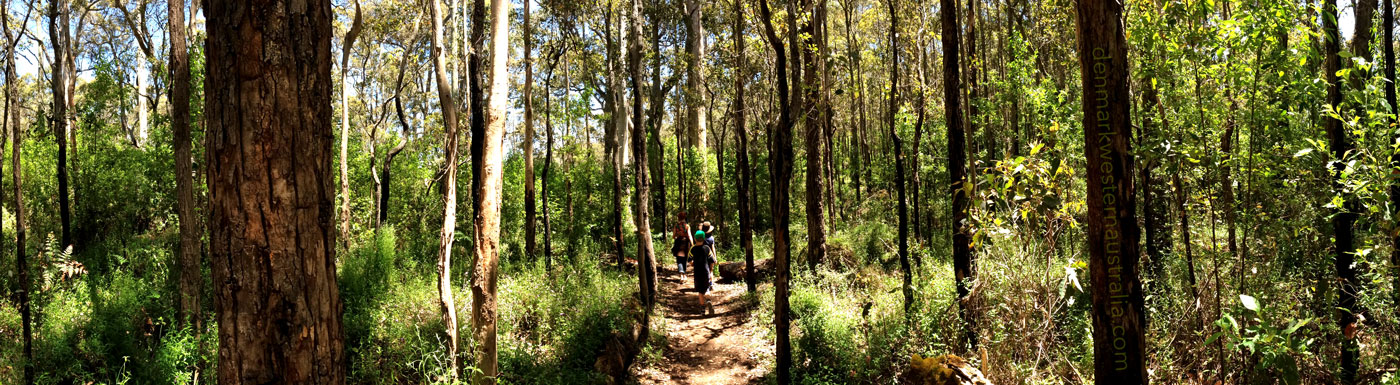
[634,267,768,384]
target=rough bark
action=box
[887,0,912,321]
[470,1,510,382]
[942,0,976,354]
[734,0,756,293]
[49,0,72,249]
[169,0,201,333]
[469,0,487,219]
[429,0,463,376]
[606,3,627,270]
[756,0,793,381]
[1321,0,1360,381]
[205,1,345,382]
[803,0,828,270]
[1071,0,1148,382]
[629,0,658,309]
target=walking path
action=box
[633,267,769,384]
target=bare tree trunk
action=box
[1321,0,1360,381]
[470,2,510,382]
[803,0,827,270]
[757,0,794,381]
[1072,0,1147,382]
[942,0,977,354]
[381,29,422,227]
[684,0,707,149]
[169,0,201,338]
[4,3,32,382]
[733,0,756,293]
[49,0,72,249]
[523,0,537,260]
[429,0,463,376]
[629,0,657,308]
[206,0,345,382]
[469,0,487,219]
[886,0,913,322]
[606,3,627,269]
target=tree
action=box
[803,0,828,270]
[50,0,72,249]
[205,0,345,382]
[469,0,487,217]
[1387,0,1400,321]
[1072,0,1147,382]
[1320,0,1360,381]
[340,0,364,247]
[169,0,200,335]
[5,2,33,383]
[629,0,658,310]
[885,0,912,322]
[733,0,756,293]
[469,0,510,382]
[756,0,793,381]
[942,0,976,353]
[430,0,464,376]
[524,0,538,260]
[684,0,707,149]
[381,19,424,227]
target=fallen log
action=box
[717,258,774,283]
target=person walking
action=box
[690,230,718,313]
[671,212,693,275]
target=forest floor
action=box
[633,266,770,384]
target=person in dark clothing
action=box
[671,212,693,275]
[690,230,717,310]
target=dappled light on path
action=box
[634,268,769,384]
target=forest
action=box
[0,0,1399,383]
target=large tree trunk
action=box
[887,0,912,321]
[942,0,976,354]
[169,0,200,335]
[1072,0,1147,382]
[205,1,345,383]
[648,10,668,236]
[523,0,537,260]
[803,0,828,270]
[629,0,657,309]
[1321,0,1360,381]
[756,0,793,381]
[470,1,510,382]
[49,0,72,249]
[734,0,756,293]
[340,0,363,248]
[4,3,32,382]
[606,4,627,270]
[684,0,707,149]
[429,0,463,376]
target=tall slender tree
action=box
[685,0,707,149]
[757,0,793,381]
[470,1,510,382]
[942,0,976,353]
[206,0,345,382]
[1387,0,1400,321]
[169,0,201,335]
[524,0,538,260]
[49,0,72,249]
[430,0,463,375]
[734,0,756,293]
[804,0,828,270]
[630,0,658,309]
[1321,0,1360,381]
[1072,0,1147,382]
[340,0,364,248]
[887,0,913,320]
[5,3,32,383]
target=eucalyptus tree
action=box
[429,0,464,375]
[205,0,345,382]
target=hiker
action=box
[671,212,693,275]
[690,230,718,310]
[699,221,717,247]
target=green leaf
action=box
[1293,148,1313,158]
[1240,294,1259,311]
[1283,318,1311,334]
